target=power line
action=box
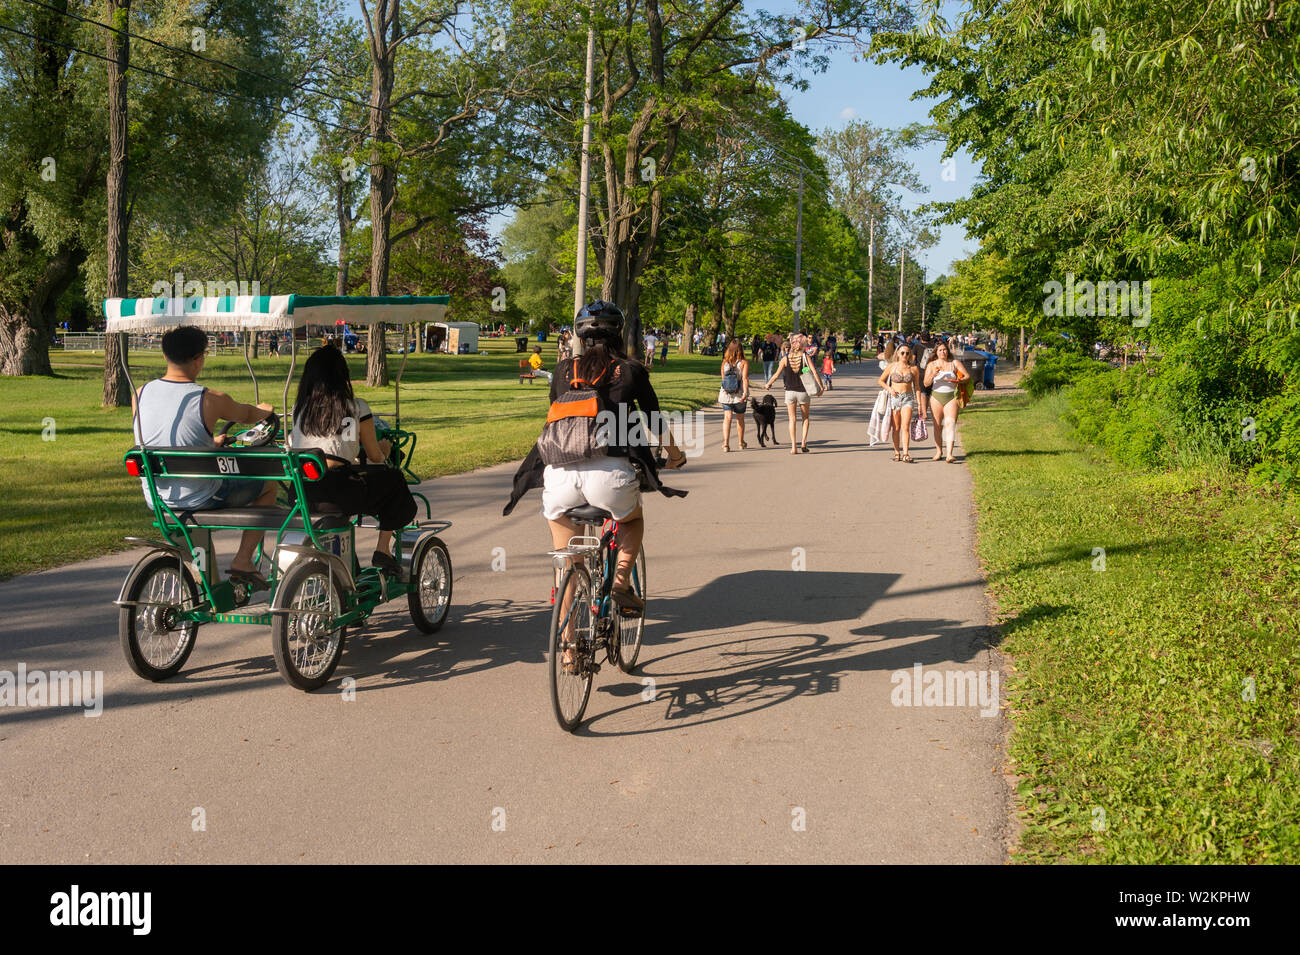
[18,0,376,122]
[18,0,588,151]
[0,18,355,132]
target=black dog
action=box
[835,350,850,364]
[750,395,777,446]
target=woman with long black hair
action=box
[289,346,417,575]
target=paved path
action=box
[0,359,1006,863]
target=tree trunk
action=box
[704,275,724,346]
[725,292,740,340]
[0,307,54,375]
[710,275,726,339]
[101,0,131,407]
[1,243,85,375]
[679,302,696,354]
[364,4,397,387]
[336,171,353,296]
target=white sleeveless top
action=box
[290,397,373,462]
[136,379,217,509]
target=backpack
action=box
[722,362,742,394]
[761,341,777,361]
[537,363,611,466]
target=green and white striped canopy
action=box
[103,294,450,332]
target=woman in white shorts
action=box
[520,302,686,618]
[878,343,922,462]
[764,333,813,454]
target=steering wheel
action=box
[218,411,280,448]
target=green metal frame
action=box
[124,441,416,627]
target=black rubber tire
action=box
[616,547,646,673]
[549,566,594,732]
[271,558,348,691]
[119,552,201,681]
[407,537,453,634]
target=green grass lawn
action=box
[0,336,721,579]
[962,390,1300,863]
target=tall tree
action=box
[102,0,130,406]
[502,0,910,357]
[0,0,291,376]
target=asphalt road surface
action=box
[0,357,1007,863]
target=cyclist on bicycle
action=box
[504,300,687,613]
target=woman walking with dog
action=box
[765,333,816,454]
[877,343,922,462]
[923,339,969,463]
[719,339,750,451]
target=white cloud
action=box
[840,107,858,120]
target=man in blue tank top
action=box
[133,326,277,589]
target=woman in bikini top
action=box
[882,345,919,393]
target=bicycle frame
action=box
[122,444,358,619]
[549,518,627,653]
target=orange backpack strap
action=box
[546,394,599,423]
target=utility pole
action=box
[572,6,596,353]
[921,264,927,333]
[793,168,804,334]
[867,216,874,340]
[897,247,906,331]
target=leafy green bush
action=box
[1021,348,1108,397]
[1063,366,1167,468]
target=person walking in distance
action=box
[718,339,750,451]
[821,351,835,391]
[923,339,969,463]
[878,343,922,462]
[765,333,815,454]
[760,336,779,381]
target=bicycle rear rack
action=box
[548,536,600,564]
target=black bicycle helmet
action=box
[574,299,624,342]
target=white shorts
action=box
[541,457,641,521]
[784,389,810,406]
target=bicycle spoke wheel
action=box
[119,553,201,681]
[408,537,453,633]
[549,566,594,732]
[271,559,347,691]
[616,547,646,673]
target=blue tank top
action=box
[136,379,218,509]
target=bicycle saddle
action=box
[565,505,613,524]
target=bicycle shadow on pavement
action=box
[570,569,997,737]
[582,616,995,737]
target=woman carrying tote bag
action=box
[764,333,820,454]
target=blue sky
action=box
[778,4,976,277]
[783,57,976,278]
